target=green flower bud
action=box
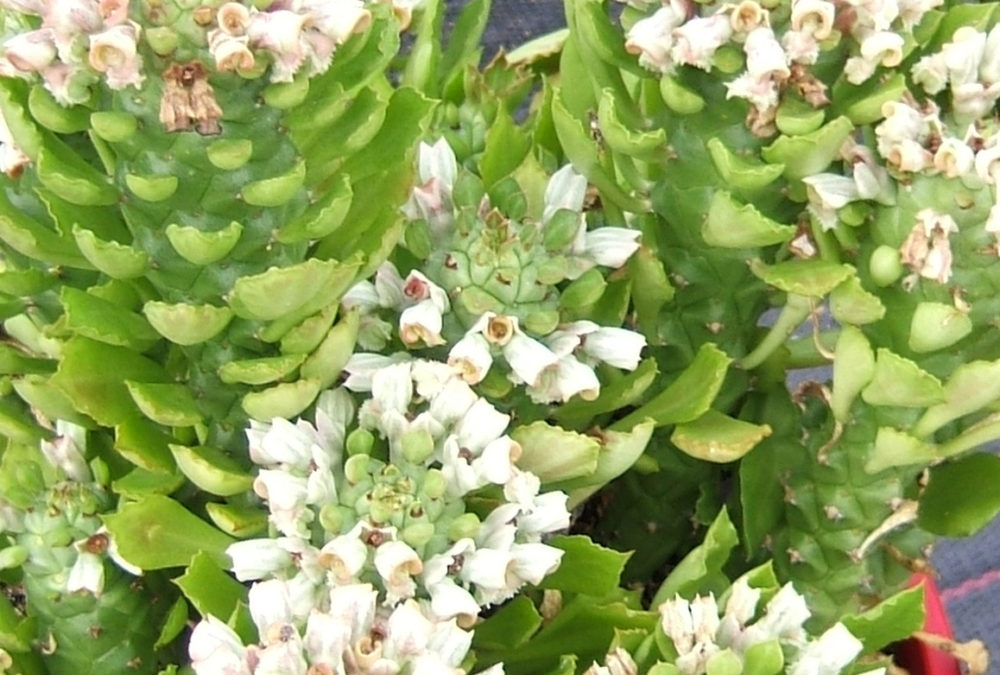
[402,522,435,548]
[319,503,345,534]
[0,545,28,570]
[448,512,481,541]
[346,428,376,457]
[869,245,904,287]
[420,469,447,500]
[368,499,393,525]
[344,454,372,484]
[400,429,435,464]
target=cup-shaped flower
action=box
[3,29,57,71]
[66,550,104,595]
[580,228,642,268]
[88,23,144,89]
[671,14,733,71]
[227,538,295,581]
[304,0,372,44]
[448,332,494,384]
[319,531,369,584]
[625,4,685,72]
[189,616,252,675]
[374,540,424,603]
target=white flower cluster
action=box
[1,0,143,103]
[912,25,1000,122]
[190,581,505,675]
[801,139,895,231]
[448,313,646,403]
[199,364,570,673]
[359,140,648,403]
[0,421,138,598]
[207,0,371,82]
[659,579,875,675]
[623,0,939,125]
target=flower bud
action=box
[346,428,375,456]
[448,512,481,541]
[344,453,372,484]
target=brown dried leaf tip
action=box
[159,62,223,134]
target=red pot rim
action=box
[894,573,961,675]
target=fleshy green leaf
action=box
[165,221,243,266]
[218,354,306,386]
[914,360,1000,437]
[241,379,322,422]
[143,301,233,346]
[702,191,795,249]
[749,259,853,297]
[761,116,854,180]
[908,301,972,353]
[175,551,247,621]
[539,535,630,596]
[861,349,945,408]
[60,287,159,352]
[614,343,731,430]
[72,226,148,279]
[706,138,784,192]
[50,337,170,427]
[169,445,254,497]
[125,381,202,427]
[103,495,235,569]
[228,258,360,321]
[472,595,542,651]
[919,453,1000,537]
[866,427,939,474]
[829,277,885,325]
[511,421,601,483]
[652,507,738,605]
[831,325,875,422]
[671,410,772,464]
[841,584,925,651]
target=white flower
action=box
[425,577,481,625]
[582,228,642,268]
[529,354,601,403]
[67,551,103,595]
[3,29,57,72]
[461,547,516,600]
[845,30,904,84]
[847,0,900,30]
[912,53,949,94]
[582,326,646,370]
[802,173,860,231]
[255,629,308,675]
[624,2,687,72]
[370,361,415,415]
[249,578,297,639]
[304,610,351,671]
[752,582,810,640]
[254,470,311,537]
[246,418,315,469]
[304,0,371,44]
[515,490,571,539]
[227,538,295,581]
[953,81,1000,123]
[897,0,942,29]
[209,31,254,72]
[189,616,252,675]
[328,583,378,643]
[374,540,423,603]
[39,420,89,482]
[981,24,1000,84]
[503,325,560,387]
[88,23,144,90]
[441,434,519,495]
[477,504,519,552]
[934,137,975,177]
[791,0,835,39]
[509,542,563,585]
[343,352,411,391]
[744,26,789,81]
[671,14,733,71]
[448,332,494,385]
[319,531,369,583]
[942,26,986,86]
[452,398,510,453]
[246,9,311,82]
[216,2,250,35]
[375,262,407,308]
[976,139,1000,184]
[400,300,446,346]
[418,139,458,192]
[726,71,780,111]
[543,165,588,222]
[789,623,864,675]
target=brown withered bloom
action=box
[159,62,223,134]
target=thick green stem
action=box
[785,329,840,368]
[809,214,840,262]
[939,415,1000,459]
[739,294,814,370]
